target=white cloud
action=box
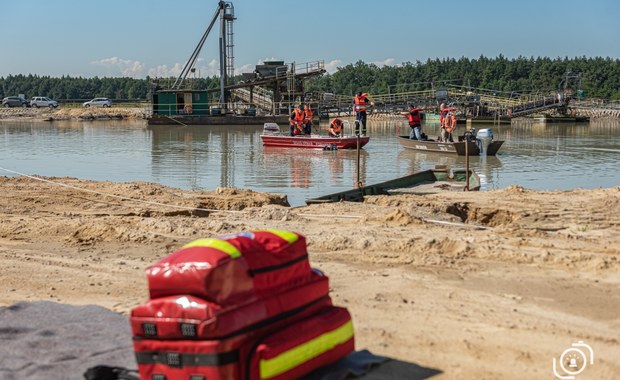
[371,58,399,68]
[324,59,343,74]
[235,63,255,75]
[203,59,219,76]
[370,58,397,68]
[89,56,358,79]
[91,56,221,79]
[91,57,145,78]
[147,59,220,79]
[147,63,184,78]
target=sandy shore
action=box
[3,106,618,123]
[0,176,619,379]
[0,106,148,121]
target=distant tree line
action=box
[1,56,619,101]
[306,55,620,100]
[0,75,221,101]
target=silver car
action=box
[2,96,30,108]
[83,97,112,108]
[31,96,59,108]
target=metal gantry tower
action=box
[172,1,235,108]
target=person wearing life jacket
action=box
[439,103,457,142]
[450,112,457,132]
[289,104,306,136]
[441,111,457,142]
[353,91,369,136]
[401,104,422,140]
[327,118,344,137]
[303,104,313,135]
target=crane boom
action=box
[171,1,233,92]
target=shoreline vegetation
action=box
[2,56,620,101]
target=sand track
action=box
[1,176,619,379]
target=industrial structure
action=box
[148,1,325,125]
[314,81,590,124]
[147,2,603,126]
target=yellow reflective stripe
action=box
[261,229,299,244]
[181,238,241,259]
[259,320,353,379]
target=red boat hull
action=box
[260,134,369,149]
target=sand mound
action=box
[0,106,149,121]
[1,177,619,379]
[51,107,149,120]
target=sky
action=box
[1,0,619,79]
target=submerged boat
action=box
[397,128,504,156]
[260,123,370,150]
[305,166,480,204]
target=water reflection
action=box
[148,124,262,190]
[1,118,619,207]
[257,147,369,192]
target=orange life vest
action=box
[304,108,313,120]
[444,113,455,133]
[291,109,304,125]
[330,118,343,133]
[290,109,305,135]
[354,94,367,112]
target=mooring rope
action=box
[0,166,242,214]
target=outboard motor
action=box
[476,128,494,155]
[463,128,477,142]
[263,122,280,134]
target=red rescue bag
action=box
[131,269,329,340]
[133,298,335,380]
[146,230,312,304]
[132,229,356,380]
[246,306,355,380]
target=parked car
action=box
[2,96,30,108]
[31,96,59,108]
[83,98,112,108]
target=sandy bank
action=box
[0,106,149,121]
[0,176,619,379]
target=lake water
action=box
[1,118,619,207]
